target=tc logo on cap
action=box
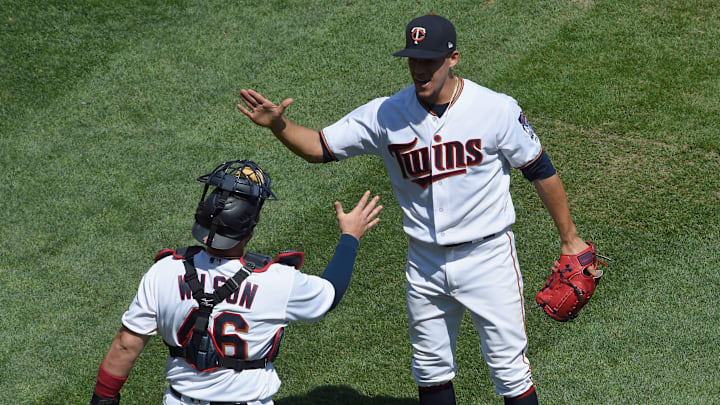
[410,26,426,44]
[394,14,457,59]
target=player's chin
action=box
[413,81,434,99]
[413,78,431,89]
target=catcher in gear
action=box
[536,242,609,322]
[89,159,381,405]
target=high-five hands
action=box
[237,89,294,130]
[334,191,382,240]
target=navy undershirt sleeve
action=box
[521,150,557,181]
[320,233,359,311]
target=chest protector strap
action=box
[167,246,263,371]
[181,247,255,347]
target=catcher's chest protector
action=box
[155,247,302,371]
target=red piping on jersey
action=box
[176,308,198,346]
[449,77,464,106]
[267,327,284,361]
[518,148,544,170]
[318,130,338,161]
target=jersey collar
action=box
[417,77,464,117]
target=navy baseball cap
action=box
[393,14,457,59]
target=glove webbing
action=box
[182,248,254,346]
[536,265,589,317]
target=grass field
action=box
[1,0,719,404]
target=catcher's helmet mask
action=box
[192,160,277,250]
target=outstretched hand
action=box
[334,191,382,240]
[237,89,294,130]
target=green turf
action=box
[1,0,718,404]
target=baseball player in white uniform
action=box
[237,14,595,405]
[89,159,381,405]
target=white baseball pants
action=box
[405,229,534,397]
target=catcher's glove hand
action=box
[535,242,609,322]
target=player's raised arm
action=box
[320,191,382,310]
[238,89,325,163]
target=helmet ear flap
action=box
[192,188,262,249]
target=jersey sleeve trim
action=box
[318,130,338,162]
[519,149,557,181]
[518,148,544,170]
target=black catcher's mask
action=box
[192,160,277,249]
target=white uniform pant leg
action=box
[451,231,533,397]
[163,388,273,405]
[406,238,465,386]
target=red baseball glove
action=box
[535,242,609,322]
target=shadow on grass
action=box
[276,385,416,405]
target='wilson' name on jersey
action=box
[177,274,259,309]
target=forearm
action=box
[532,174,581,250]
[92,326,149,401]
[100,326,150,378]
[321,234,360,310]
[270,117,324,163]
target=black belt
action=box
[444,233,496,248]
[169,386,247,405]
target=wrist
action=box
[270,116,287,134]
[560,236,587,255]
[558,225,579,246]
[94,364,127,399]
[339,233,360,247]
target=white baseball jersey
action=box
[122,249,335,403]
[321,78,542,245]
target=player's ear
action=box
[447,51,459,68]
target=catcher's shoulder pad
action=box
[154,246,203,263]
[276,251,305,269]
[243,250,305,271]
[243,252,273,269]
